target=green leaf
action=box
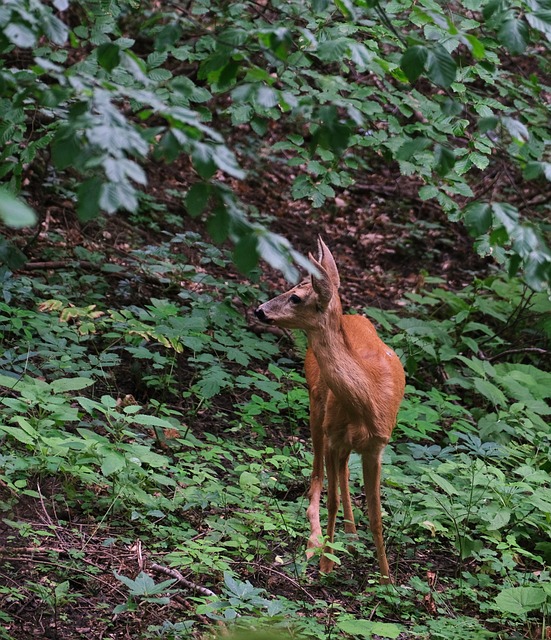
[491,202,519,233]
[316,38,351,62]
[526,10,551,37]
[256,85,278,108]
[132,415,177,429]
[337,619,402,638]
[51,377,94,393]
[77,177,103,222]
[401,45,429,83]
[41,12,68,45]
[499,17,529,54]
[434,144,456,176]
[51,131,82,170]
[472,378,508,407]
[0,237,28,269]
[419,185,439,200]
[192,144,217,180]
[97,43,121,71]
[397,137,431,161]
[502,117,529,143]
[426,45,457,88]
[0,189,37,228]
[100,182,139,214]
[101,453,126,476]
[495,586,547,615]
[349,43,373,70]
[4,23,36,48]
[523,161,551,180]
[239,470,261,496]
[233,234,259,273]
[185,183,211,218]
[478,116,499,133]
[426,470,459,496]
[463,202,492,235]
[211,145,245,179]
[0,424,37,445]
[486,508,511,531]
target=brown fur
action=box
[255,238,405,583]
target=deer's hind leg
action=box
[362,438,391,584]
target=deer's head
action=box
[254,237,342,331]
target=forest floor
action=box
[1,132,543,640]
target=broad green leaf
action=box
[122,444,169,468]
[239,470,261,496]
[211,146,245,179]
[185,183,211,218]
[498,17,529,54]
[463,202,492,235]
[495,586,547,615]
[472,378,508,407]
[256,85,278,108]
[0,238,27,269]
[100,181,139,214]
[486,508,511,531]
[316,38,351,62]
[502,117,529,143]
[41,12,68,45]
[401,45,429,83]
[0,425,37,445]
[426,45,457,88]
[434,144,456,176]
[491,202,519,233]
[478,116,499,133]
[465,34,486,59]
[4,23,36,48]
[191,143,217,180]
[101,453,126,476]
[349,42,373,70]
[523,161,551,180]
[233,234,259,273]
[0,189,37,228]
[426,470,459,495]
[51,131,82,171]
[77,177,103,222]
[526,10,551,37]
[97,43,121,71]
[337,618,402,638]
[51,377,94,393]
[396,137,430,161]
[419,185,439,200]
[132,415,179,429]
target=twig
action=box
[37,482,66,549]
[19,260,95,270]
[251,564,317,602]
[487,347,549,362]
[0,546,66,555]
[150,562,217,597]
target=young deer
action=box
[255,238,405,583]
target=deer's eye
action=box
[289,294,302,304]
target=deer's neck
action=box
[307,306,377,423]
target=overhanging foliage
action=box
[0,0,550,288]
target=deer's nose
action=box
[254,307,267,321]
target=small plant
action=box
[113,571,176,613]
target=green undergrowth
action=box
[0,236,550,639]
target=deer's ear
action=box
[316,236,340,289]
[309,253,334,309]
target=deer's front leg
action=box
[306,427,325,556]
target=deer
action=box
[254,237,405,584]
